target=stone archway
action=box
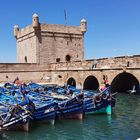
[83,75,99,90]
[111,72,139,93]
[67,77,76,87]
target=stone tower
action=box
[80,19,87,34]
[14,14,87,64]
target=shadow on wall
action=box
[111,72,139,93]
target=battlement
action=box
[15,25,34,39]
[40,24,82,34]
[15,23,84,39]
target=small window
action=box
[58,75,62,78]
[67,41,69,45]
[56,58,60,63]
[25,56,27,63]
[127,61,130,67]
[65,55,71,62]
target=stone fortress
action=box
[14,14,86,64]
[0,14,140,93]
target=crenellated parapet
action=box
[13,14,87,37]
[13,25,35,40]
[13,13,40,39]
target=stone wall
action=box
[50,55,140,70]
[0,55,140,88]
[0,63,51,83]
[38,28,84,64]
[38,23,85,64]
[41,24,82,34]
[16,25,37,63]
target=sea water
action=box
[0,93,140,140]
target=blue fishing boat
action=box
[0,89,32,131]
[67,85,116,115]
[54,94,84,120]
[1,82,56,129]
[84,93,112,115]
[28,82,84,120]
[27,91,56,125]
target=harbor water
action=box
[0,93,140,140]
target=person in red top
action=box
[105,75,109,87]
[99,75,110,91]
[13,77,22,87]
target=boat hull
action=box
[32,105,56,124]
[84,98,112,115]
[0,112,30,132]
[55,95,84,120]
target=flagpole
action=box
[64,9,67,26]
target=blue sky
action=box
[0,0,140,62]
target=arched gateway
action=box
[83,75,99,90]
[67,77,76,87]
[111,72,139,93]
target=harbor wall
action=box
[0,55,140,89]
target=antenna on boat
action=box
[64,9,67,26]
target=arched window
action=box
[65,55,71,62]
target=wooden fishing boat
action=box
[67,85,116,115]
[26,91,56,125]
[0,104,30,131]
[28,82,84,120]
[84,94,112,115]
[0,90,32,131]
[54,93,84,120]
